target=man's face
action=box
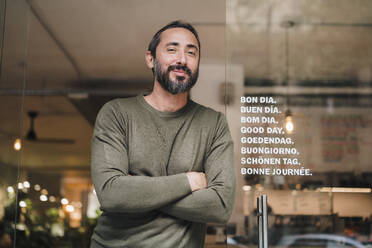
[153,28,200,94]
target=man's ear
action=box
[145,51,154,69]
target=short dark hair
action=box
[147,20,200,58]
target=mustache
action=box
[167,64,192,76]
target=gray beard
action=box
[154,59,199,95]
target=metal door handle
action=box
[257,195,268,248]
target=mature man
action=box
[90,20,235,247]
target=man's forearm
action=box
[159,183,235,223]
[93,170,192,213]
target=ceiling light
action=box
[284,110,294,134]
[14,138,21,151]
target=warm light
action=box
[242,185,251,191]
[23,181,30,188]
[34,184,41,191]
[285,119,294,132]
[41,189,48,195]
[66,204,75,212]
[49,196,56,202]
[319,187,332,192]
[73,201,82,208]
[319,187,371,193]
[40,195,48,202]
[70,211,81,221]
[18,183,23,189]
[256,184,264,191]
[14,138,21,151]
[61,198,69,205]
[7,186,14,193]
[19,201,27,208]
[284,110,294,134]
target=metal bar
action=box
[0,0,7,79]
[262,195,268,248]
[0,88,147,96]
[227,21,372,27]
[257,195,269,248]
[3,87,372,97]
[244,86,372,95]
[257,196,263,248]
[191,22,225,26]
[293,21,372,27]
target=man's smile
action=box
[172,69,187,77]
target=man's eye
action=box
[187,51,196,56]
[167,48,176,52]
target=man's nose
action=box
[175,51,186,65]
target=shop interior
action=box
[0,0,371,247]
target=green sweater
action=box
[90,94,235,248]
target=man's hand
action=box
[186,172,207,192]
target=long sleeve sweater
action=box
[90,94,235,248]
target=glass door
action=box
[0,0,30,247]
[2,1,231,247]
[226,1,372,248]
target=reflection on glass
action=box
[4,0,372,247]
[2,0,230,246]
[284,110,294,134]
[13,138,22,151]
[227,1,372,248]
[0,0,32,247]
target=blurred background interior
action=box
[0,0,371,247]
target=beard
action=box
[154,59,199,95]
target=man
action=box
[90,20,235,248]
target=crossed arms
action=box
[91,102,236,224]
